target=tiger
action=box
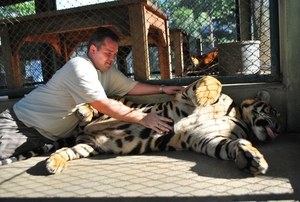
[187,51,219,76]
[46,76,281,175]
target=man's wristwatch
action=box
[159,85,165,93]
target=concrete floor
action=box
[0,132,299,201]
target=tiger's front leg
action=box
[46,143,98,174]
[191,136,268,175]
[234,139,268,175]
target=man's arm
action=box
[90,98,173,134]
[127,82,183,95]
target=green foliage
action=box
[0,0,35,20]
[151,0,235,34]
[150,0,237,52]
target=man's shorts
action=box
[0,108,53,159]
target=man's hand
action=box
[139,110,173,134]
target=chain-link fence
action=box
[0,0,279,95]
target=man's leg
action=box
[0,108,53,159]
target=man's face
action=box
[89,37,118,73]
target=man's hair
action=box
[87,27,120,52]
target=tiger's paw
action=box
[46,149,68,174]
[195,76,222,106]
[235,139,268,175]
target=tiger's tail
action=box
[0,144,55,165]
[0,136,76,166]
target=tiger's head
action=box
[239,91,281,141]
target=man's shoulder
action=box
[70,56,92,65]
[65,56,95,72]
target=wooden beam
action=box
[158,22,172,79]
[11,54,22,88]
[1,26,22,88]
[239,0,252,40]
[171,30,184,77]
[129,3,150,81]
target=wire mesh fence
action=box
[0,0,277,95]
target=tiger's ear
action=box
[255,91,270,102]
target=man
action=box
[0,27,182,159]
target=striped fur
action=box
[46,76,281,175]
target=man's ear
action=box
[89,44,97,54]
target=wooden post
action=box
[159,21,172,79]
[129,4,150,81]
[35,0,59,83]
[1,26,22,89]
[239,0,252,40]
[170,30,184,77]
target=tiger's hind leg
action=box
[195,76,222,106]
[46,128,150,174]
